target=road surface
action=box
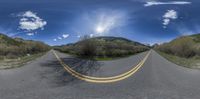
[0,50,200,99]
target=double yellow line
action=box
[53,50,151,83]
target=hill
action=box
[155,34,200,69]
[0,33,50,59]
[75,36,147,46]
[155,34,200,58]
[54,36,150,59]
[0,34,21,45]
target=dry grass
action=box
[0,52,45,69]
[157,51,200,69]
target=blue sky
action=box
[0,0,199,45]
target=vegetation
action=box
[0,33,50,69]
[0,33,50,59]
[157,51,200,69]
[0,52,46,69]
[54,36,150,60]
[155,34,200,69]
[155,35,200,58]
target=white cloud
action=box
[95,12,124,34]
[90,34,94,38]
[58,37,62,40]
[77,35,81,38]
[26,32,34,36]
[93,10,128,35]
[53,39,57,41]
[163,10,177,19]
[62,34,69,39]
[54,34,70,41]
[18,11,47,31]
[144,1,191,7]
[162,10,178,28]
[163,19,170,25]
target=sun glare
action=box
[96,26,105,33]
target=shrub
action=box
[79,39,97,57]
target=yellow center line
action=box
[53,50,151,83]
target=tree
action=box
[79,35,97,57]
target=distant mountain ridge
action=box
[72,36,149,47]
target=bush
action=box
[79,39,97,57]
[193,44,200,56]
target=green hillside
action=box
[0,34,22,45]
[54,36,150,59]
[156,34,200,58]
[155,34,200,69]
[0,33,50,59]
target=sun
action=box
[96,26,105,33]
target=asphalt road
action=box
[0,50,200,99]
